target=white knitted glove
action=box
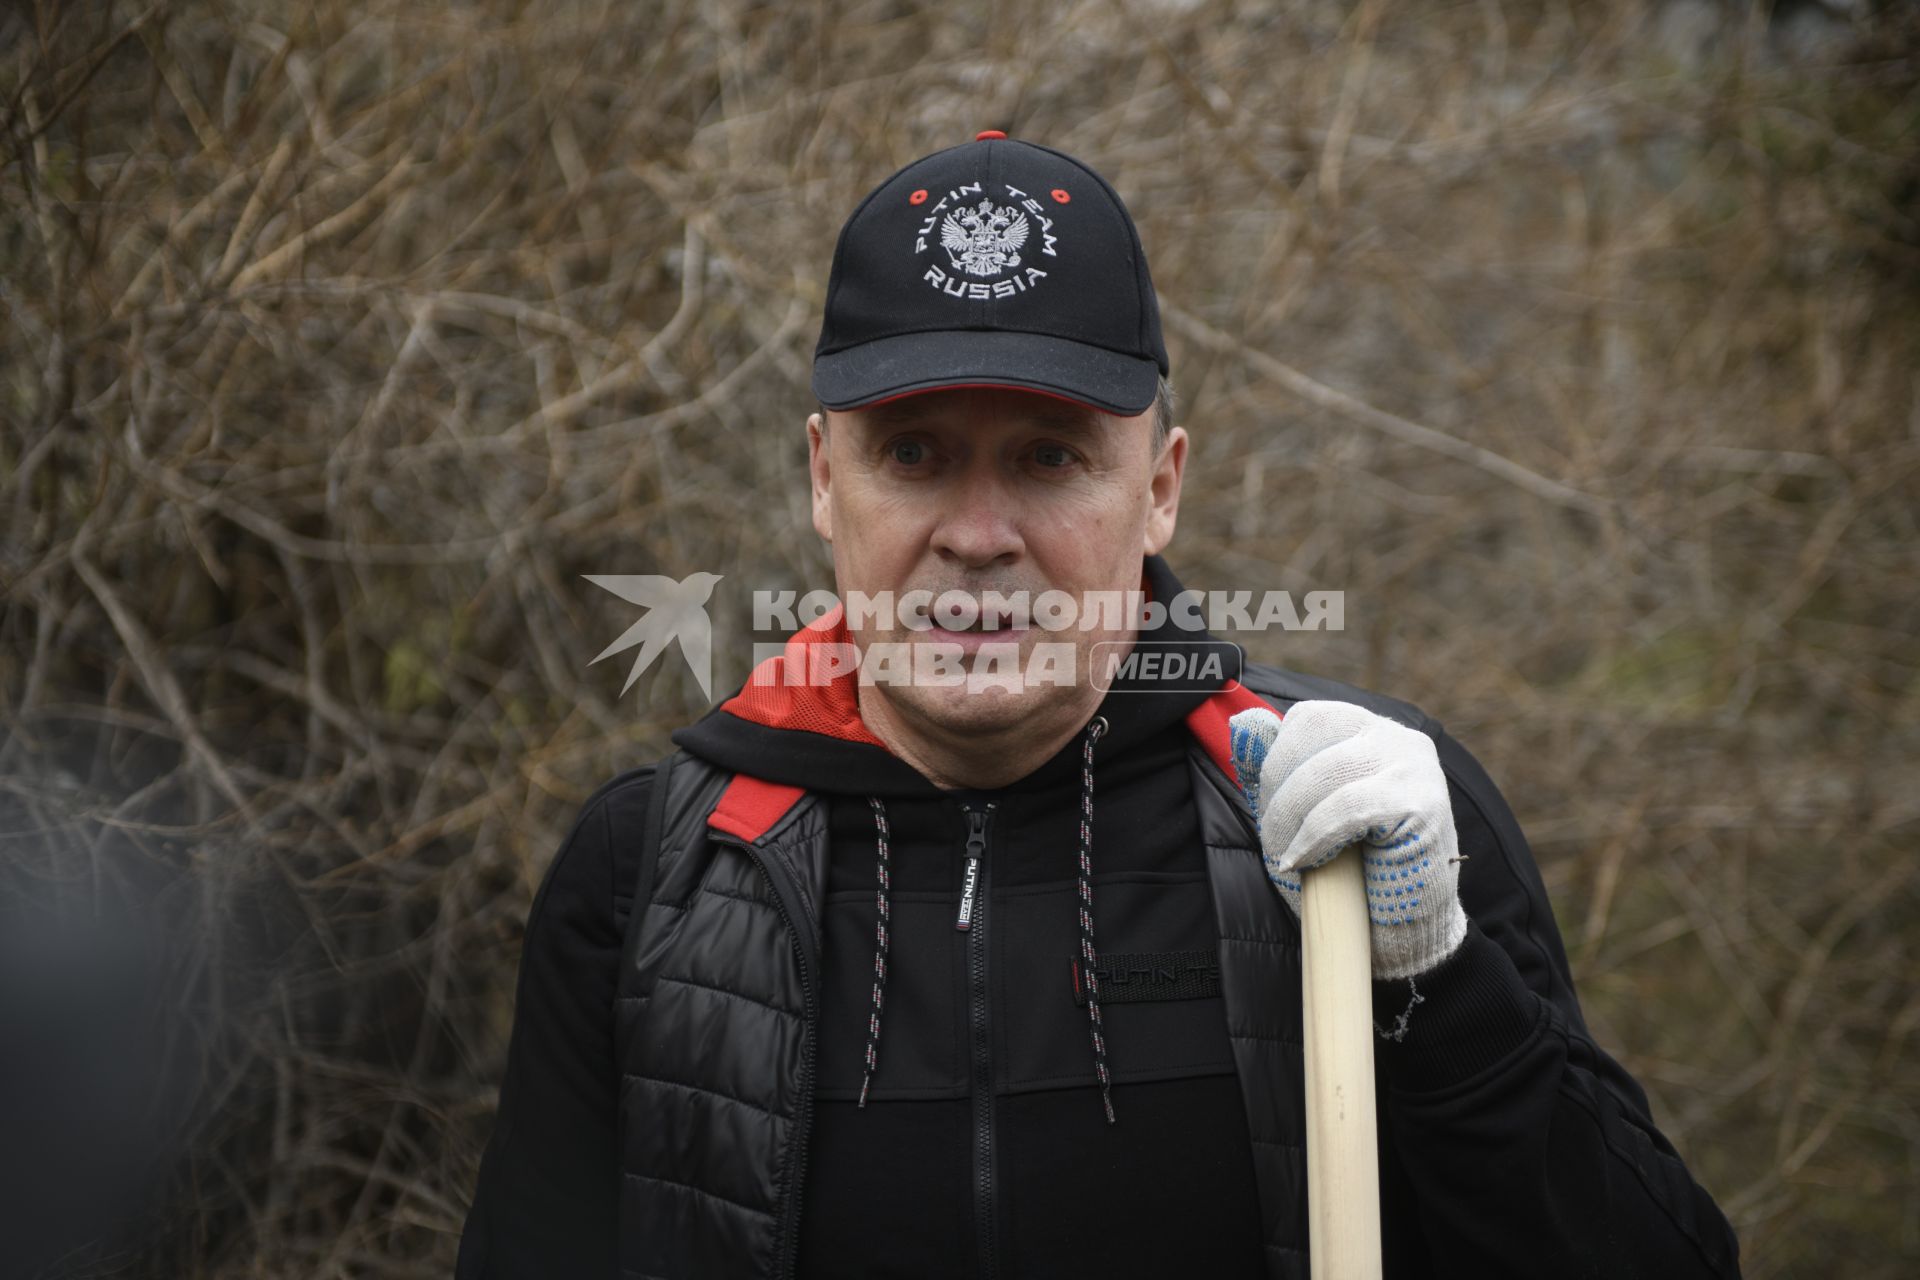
[1227,701,1468,980]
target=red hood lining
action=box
[718,603,887,747]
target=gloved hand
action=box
[1227,701,1468,980]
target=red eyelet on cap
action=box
[909,188,928,205]
[1051,188,1072,203]
[975,129,1007,140]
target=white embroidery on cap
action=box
[914,182,1058,301]
[942,199,1028,276]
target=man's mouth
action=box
[941,606,1022,633]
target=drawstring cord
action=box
[1076,715,1115,1123]
[858,796,892,1107]
[857,713,1114,1124]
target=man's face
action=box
[807,387,1187,742]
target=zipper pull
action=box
[955,803,994,931]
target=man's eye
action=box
[1034,444,1073,468]
[889,440,927,465]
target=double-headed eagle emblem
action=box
[941,198,1030,277]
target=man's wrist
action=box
[1369,922,1543,1089]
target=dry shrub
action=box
[2,1,1916,1275]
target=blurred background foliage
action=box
[2,0,1916,1274]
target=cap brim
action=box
[812,330,1160,416]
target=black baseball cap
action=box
[812,131,1169,416]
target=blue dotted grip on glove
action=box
[1226,710,1277,821]
[1364,828,1428,926]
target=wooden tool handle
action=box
[1300,849,1383,1280]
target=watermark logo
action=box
[588,577,1341,697]
[1091,641,1236,691]
[585,572,724,699]
[752,587,1341,636]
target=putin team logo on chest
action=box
[912,180,1060,300]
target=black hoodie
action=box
[456,555,1740,1278]
[673,555,1262,1277]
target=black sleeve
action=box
[456,770,653,1280]
[1368,729,1742,1279]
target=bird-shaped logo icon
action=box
[584,572,724,700]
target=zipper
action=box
[713,831,819,1280]
[959,802,999,1278]
[955,804,990,930]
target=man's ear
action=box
[1143,424,1187,555]
[808,412,832,543]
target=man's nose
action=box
[929,470,1025,570]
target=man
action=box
[456,132,1741,1278]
